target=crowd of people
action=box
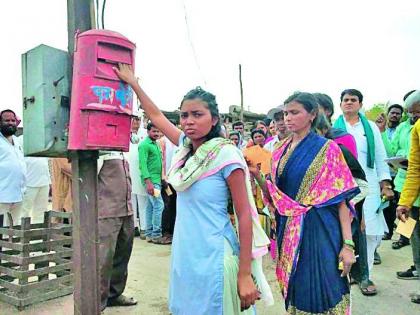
[0,63,419,314]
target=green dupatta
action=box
[334,113,375,168]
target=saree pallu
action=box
[266,132,359,315]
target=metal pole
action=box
[67,0,95,53]
[67,1,100,314]
[239,64,244,121]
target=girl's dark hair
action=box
[147,121,156,131]
[180,87,222,141]
[284,92,319,128]
[314,113,331,134]
[253,120,267,129]
[251,128,266,141]
[229,130,240,138]
[313,93,334,118]
[263,118,272,126]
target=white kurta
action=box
[344,119,391,236]
[128,135,146,196]
[16,136,50,188]
[122,127,148,196]
[0,134,26,203]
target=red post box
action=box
[68,29,136,151]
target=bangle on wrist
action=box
[343,239,355,249]
[343,245,355,253]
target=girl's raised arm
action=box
[114,63,181,145]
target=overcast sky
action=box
[2,0,420,118]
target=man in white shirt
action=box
[127,115,148,238]
[0,109,26,226]
[264,107,289,152]
[334,89,393,294]
[232,121,248,149]
[16,136,51,224]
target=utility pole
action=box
[239,64,244,121]
[67,1,100,314]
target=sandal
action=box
[152,236,172,245]
[410,293,420,304]
[359,280,377,296]
[107,295,138,307]
[374,251,382,265]
[349,277,357,285]
[392,239,410,250]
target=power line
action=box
[95,0,99,29]
[101,0,107,29]
[94,0,106,29]
[180,0,207,87]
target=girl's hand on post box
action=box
[113,63,137,86]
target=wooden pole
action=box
[239,64,244,121]
[67,1,100,314]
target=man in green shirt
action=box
[138,122,164,243]
[376,104,404,243]
[379,96,420,280]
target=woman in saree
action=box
[114,64,272,314]
[245,121,269,147]
[253,120,269,136]
[251,129,266,148]
[247,129,271,236]
[253,92,359,314]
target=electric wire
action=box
[180,0,207,87]
[101,0,107,29]
[95,0,99,29]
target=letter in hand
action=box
[396,205,410,223]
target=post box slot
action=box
[97,42,132,64]
[97,58,117,65]
[96,42,132,80]
[96,60,119,80]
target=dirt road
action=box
[1,235,419,315]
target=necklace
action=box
[289,137,303,151]
[290,129,311,149]
[290,139,300,150]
